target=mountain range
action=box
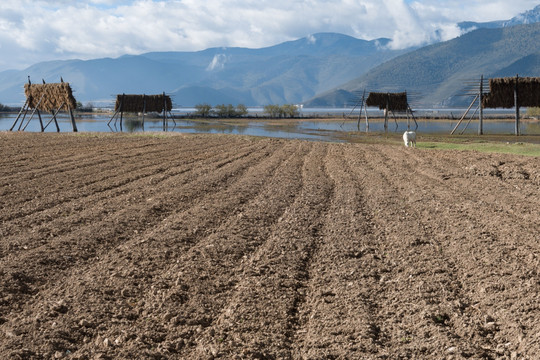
[0,34,405,107]
[459,4,540,31]
[1,5,540,108]
[308,21,540,108]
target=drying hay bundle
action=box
[483,77,540,108]
[115,94,172,113]
[366,92,408,111]
[24,83,77,112]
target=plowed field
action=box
[1,132,539,359]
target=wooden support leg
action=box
[68,106,78,132]
[142,94,146,131]
[108,109,120,125]
[169,111,176,126]
[408,105,418,130]
[17,110,27,131]
[37,110,44,132]
[451,95,478,135]
[163,92,167,131]
[44,103,65,131]
[460,105,480,135]
[51,108,61,132]
[515,74,520,136]
[22,94,46,131]
[364,103,369,133]
[384,108,388,133]
[10,100,28,131]
[391,110,398,131]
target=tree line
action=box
[0,103,17,112]
[194,103,300,118]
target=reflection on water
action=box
[1,113,540,142]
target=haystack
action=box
[366,92,408,111]
[483,77,540,108]
[115,94,172,113]
[24,83,77,112]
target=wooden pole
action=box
[22,94,45,131]
[52,111,60,132]
[108,110,118,126]
[10,99,29,131]
[119,93,125,127]
[478,75,484,135]
[384,94,390,133]
[408,105,418,130]
[68,106,78,132]
[142,94,146,131]
[37,109,44,132]
[460,104,480,135]
[451,95,478,135]
[17,104,30,131]
[18,81,31,131]
[357,89,366,131]
[169,111,176,126]
[356,95,362,131]
[364,100,369,133]
[391,110,398,131]
[163,92,167,131]
[43,102,65,131]
[515,74,520,136]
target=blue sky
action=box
[0,0,538,72]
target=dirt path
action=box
[0,132,539,359]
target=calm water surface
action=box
[2,112,540,142]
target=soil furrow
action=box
[0,134,208,179]
[182,142,334,359]
[0,139,301,359]
[0,138,254,218]
[348,145,540,357]
[291,144,386,358]
[1,133,538,360]
[346,146,482,357]
[0,139,261,239]
[386,147,540,220]
[0,138,274,318]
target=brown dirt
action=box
[1,132,539,360]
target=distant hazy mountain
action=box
[306,22,540,108]
[0,33,404,107]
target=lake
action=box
[2,110,540,142]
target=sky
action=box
[0,0,538,72]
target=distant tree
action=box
[236,104,248,117]
[0,103,9,112]
[214,104,236,118]
[194,103,212,117]
[264,104,282,118]
[526,107,540,118]
[263,104,299,118]
[75,101,93,113]
[281,104,299,118]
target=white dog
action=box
[403,131,416,147]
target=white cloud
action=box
[0,0,538,71]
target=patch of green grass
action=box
[418,141,540,156]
